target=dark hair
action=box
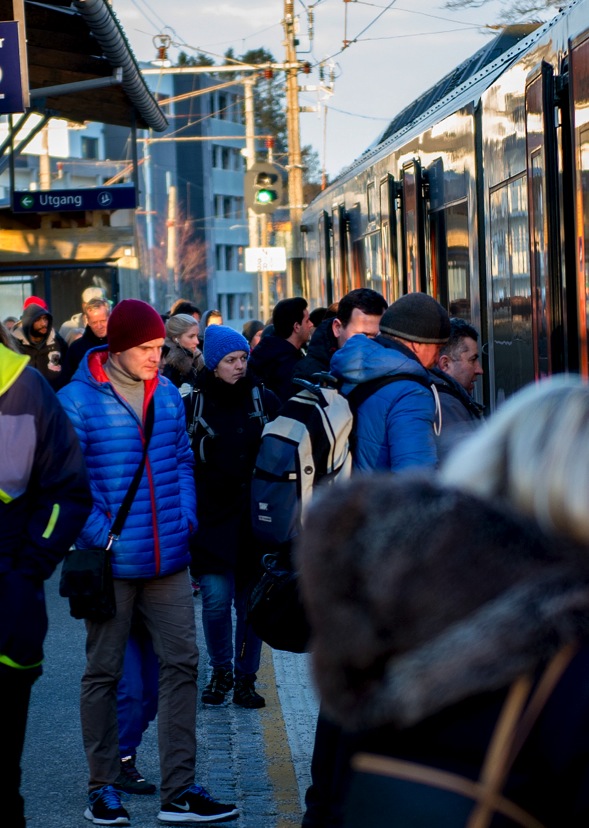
[242,319,265,343]
[337,288,388,327]
[272,297,308,339]
[439,317,479,359]
[309,307,328,327]
[170,300,201,318]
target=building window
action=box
[81,137,99,160]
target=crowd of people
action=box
[3,284,588,828]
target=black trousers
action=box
[0,666,37,828]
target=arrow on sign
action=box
[19,194,34,208]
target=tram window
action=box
[367,182,376,224]
[489,177,533,403]
[530,151,549,377]
[430,202,470,317]
[364,233,384,295]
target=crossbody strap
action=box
[352,643,576,828]
[108,397,155,545]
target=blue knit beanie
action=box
[204,325,249,370]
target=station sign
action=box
[12,186,137,213]
[0,21,28,114]
[245,246,287,272]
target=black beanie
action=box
[379,293,450,344]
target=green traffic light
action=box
[255,189,277,204]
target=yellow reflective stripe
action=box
[42,503,60,539]
[0,653,43,670]
[0,488,13,504]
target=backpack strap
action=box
[251,385,269,427]
[186,388,216,463]
[347,372,443,436]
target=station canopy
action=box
[0,0,167,132]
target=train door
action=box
[569,31,589,377]
[401,160,426,293]
[525,61,564,379]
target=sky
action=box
[111,0,555,180]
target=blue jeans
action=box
[117,620,159,758]
[199,572,262,678]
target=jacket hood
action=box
[307,318,337,364]
[0,344,29,396]
[330,334,431,390]
[298,476,589,732]
[16,304,54,345]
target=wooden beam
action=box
[0,226,134,263]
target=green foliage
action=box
[176,51,215,67]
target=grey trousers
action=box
[81,568,199,803]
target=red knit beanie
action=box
[23,295,48,311]
[107,299,165,353]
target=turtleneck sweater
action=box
[104,355,145,422]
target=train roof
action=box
[326,3,576,185]
[374,24,539,147]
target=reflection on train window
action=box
[364,233,384,296]
[530,150,549,377]
[367,182,376,224]
[430,201,470,317]
[490,176,533,403]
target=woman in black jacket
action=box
[298,377,589,828]
[189,325,280,709]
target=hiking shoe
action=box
[84,785,130,825]
[115,754,156,795]
[233,676,265,709]
[201,668,233,705]
[157,783,239,823]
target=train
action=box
[300,0,589,411]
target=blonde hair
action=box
[440,376,589,545]
[165,313,199,341]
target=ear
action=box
[332,318,343,338]
[438,353,450,371]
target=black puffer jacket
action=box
[247,334,304,403]
[298,476,589,827]
[189,370,280,578]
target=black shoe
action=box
[233,676,265,709]
[84,785,130,825]
[201,668,234,705]
[115,754,156,795]
[157,783,239,823]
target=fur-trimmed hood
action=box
[297,476,589,732]
[163,340,204,380]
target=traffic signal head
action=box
[245,161,284,215]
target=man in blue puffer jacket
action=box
[58,300,238,827]
[330,292,451,473]
[303,293,451,828]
